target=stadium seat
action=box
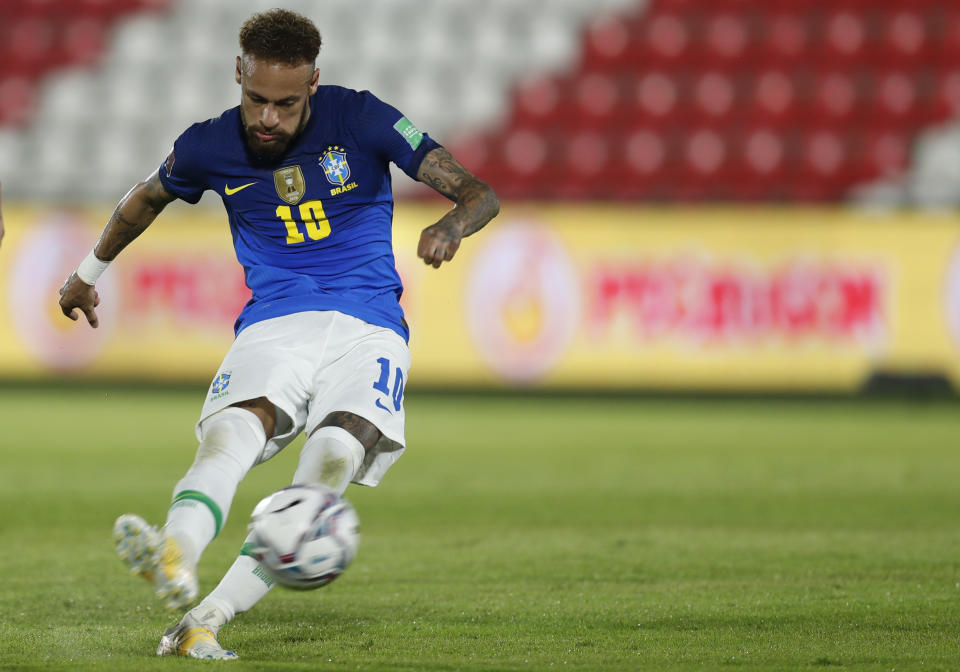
[702,12,751,67]
[819,10,869,66]
[749,69,799,126]
[879,9,931,67]
[0,77,37,126]
[759,11,809,66]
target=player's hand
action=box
[58,273,101,328]
[417,222,461,269]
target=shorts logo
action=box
[209,372,232,400]
[320,146,350,185]
[274,165,305,205]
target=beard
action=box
[241,104,310,163]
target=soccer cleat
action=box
[113,514,198,609]
[157,613,238,660]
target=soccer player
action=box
[58,9,498,661]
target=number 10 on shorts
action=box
[372,357,404,412]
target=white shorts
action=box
[197,311,410,486]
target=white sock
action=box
[190,534,276,626]
[292,426,365,494]
[164,407,266,567]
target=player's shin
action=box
[189,534,276,627]
[164,407,267,566]
[293,426,365,494]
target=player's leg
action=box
[177,412,380,644]
[116,316,312,612]
[114,398,273,609]
[163,313,408,656]
[291,411,379,492]
[163,398,276,564]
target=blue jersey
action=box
[157,85,441,342]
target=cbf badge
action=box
[209,371,232,401]
[274,165,305,204]
[319,146,350,186]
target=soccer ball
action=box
[247,484,360,590]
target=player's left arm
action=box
[416,147,499,268]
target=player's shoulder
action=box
[172,106,242,169]
[179,106,240,142]
[318,85,397,116]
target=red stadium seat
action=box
[581,13,632,71]
[0,77,37,125]
[633,70,684,127]
[61,18,108,67]
[693,71,738,122]
[572,72,622,130]
[748,69,799,126]
[857,130,910,181]
[871,70,922,125]
[511,75,564,127]
[811,9,871,67]
[702,12,751,66]
[4,18,58,77]
[678,128,730,200]
[793,130,855,201]
[639,12,695,67]
[879,10,932,67]
[809,71,866,125]
[940,10,960,67]
[932,70,960,122]
[759,11,810,66]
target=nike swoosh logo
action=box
[224,182,257,195]
[375,399,393,414]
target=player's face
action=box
[236,56,319,162]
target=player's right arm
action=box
[58,171,177,328]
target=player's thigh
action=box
[197,316,318,454]
[305,320,410,448]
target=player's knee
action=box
[228,396,277,438]
[196,407,268,473]
[316,411,381,450]
[293,426,365,493]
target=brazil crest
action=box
[320,146,350,186]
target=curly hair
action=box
[239,9,321,66]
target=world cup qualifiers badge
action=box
[320,146,358,196]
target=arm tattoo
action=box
[418,148,469,199]
[95,173,176,260]
[418,148,500,238]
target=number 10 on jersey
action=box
[276,200,330,244]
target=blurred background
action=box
[1,0,959,395]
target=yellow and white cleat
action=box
[156,613,239,660]
[113,514,198,610]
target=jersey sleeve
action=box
[352,91,442,181]
[156,123,209,204]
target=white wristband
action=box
[76,250,110,285]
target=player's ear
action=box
[235,56,243,85]
[308,67,319,94]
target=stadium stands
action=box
[453,0,958,202]
[0,0,957,204]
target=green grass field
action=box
[1,387,959,671]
